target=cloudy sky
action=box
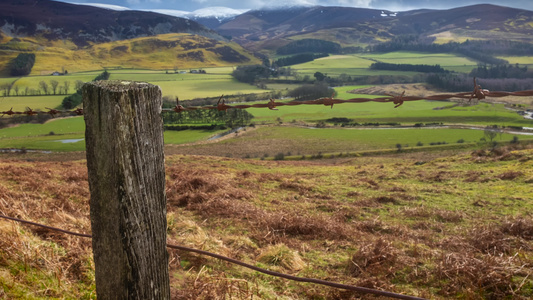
[60,0,533,13]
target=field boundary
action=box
[1,78,532,118]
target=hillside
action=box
[211,4,533,52]
[0,0,259,75]
[0,146,532,298]
[10,33,257,75]
[0,0,221,47]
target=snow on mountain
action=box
[64,2,130,11]
[144,9,190,18]
[189,7,249,19]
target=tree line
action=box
[469,64,532,79]
[62,70,110,109]
[370,62,448,73]
[367,35,533,65]
[277,39,342,55]
[426,73,533,92]
[273,53,329,67]
[1,79,80,97]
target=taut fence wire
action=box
[0,213,426,300]
[2,78,533,117]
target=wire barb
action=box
[267,98,279,110]
[46,107,61,117]
[216,95,230,112]
[24,107,37,116]
[469,77,488,102]
[173,97,186,113]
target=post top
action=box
[86,80,155,92]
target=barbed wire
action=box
[2,79,533,117]
[0,213,426,300]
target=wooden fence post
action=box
[83,80,170,299]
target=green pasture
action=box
[0,117,85,151]
[0,77,15,86]
[360,52,476,66]
[172,125,533,158]
[253,126,530,150]
[290,52,479,76]
[12,72,100,93]
[291,54,418,77]
[497,56,533,65]
[360,52,478,73]
[249,101,530,126]
[0,95,65,111]
[247,85,531,127]
[154,78,262,100]
[0,117,84,139]
[0,67,267,109]
[0,116,226,151]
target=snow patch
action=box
[144,9,190,18]
[189,7,249,18]
[64,2,130,11]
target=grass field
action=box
[167,125,532,158]
[0,117,229,150]
[1,147,532,298]
[290,54,418,77]
[1,82,531,152]
[360,52,478,73]
[0,95,66,111]
[290,52,480,76]
[247,85,531,127]
[0,67,266,109]
[497,56,533,65]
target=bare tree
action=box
[63,81,70,94]
[39,81,49,95]
[1,84,9,96]
[13,85,19,96]
[50,80,59,95]
[483,126,501,143]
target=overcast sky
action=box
[59,0,533,12]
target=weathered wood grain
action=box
[83,80,169,299]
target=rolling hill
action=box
[0,0,222,47]
[0,0,259,74]
[206,4,533,52]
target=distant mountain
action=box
[208,4,533,52]
[212,6,393,46]
[0,0,222,47]
[187,7,250,30]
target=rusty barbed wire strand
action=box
[0,213,427,300]
[1,79,533,117]
[165,84,533,113]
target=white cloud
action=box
[65,2,131,10]
[144,9,190,17]
[335,0,372,7]
[249,0,318,8]
[126,0,141,5]
[191,7,249,17]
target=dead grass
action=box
[1,148,532,299]
[435,253,521,298]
